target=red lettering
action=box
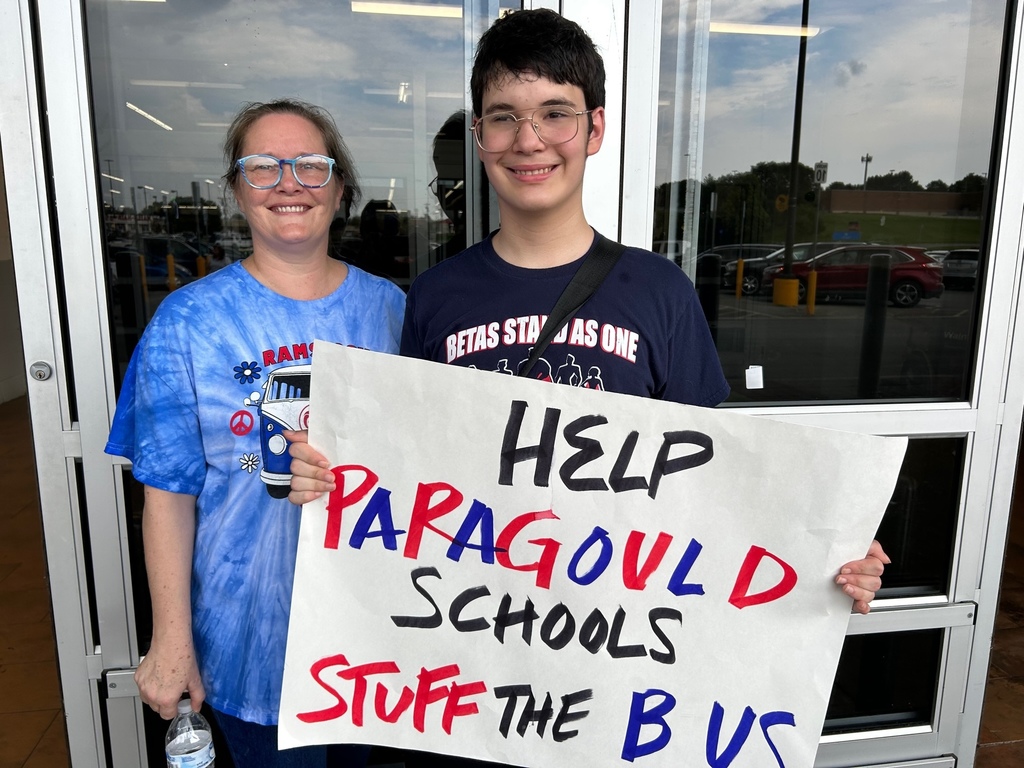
[338,661,401,726]
[296,654,350,723]
[413,664,459,733]
[292,342,310,360]
[375,682,414,723]
[496,510,562,589]
[278,345,294,362]
[263,349,276,366]
[442,680,488,735]
[728,546,798,609]
[325,465,379,549]
[622,530,674,590]
[403,482,463,559]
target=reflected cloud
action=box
[658,0,1002,187]
[833,59,866,87]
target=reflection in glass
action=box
[825,630,942,734]
[86,0,476,387]
[655,0,1006,402]
[875,437,964,598]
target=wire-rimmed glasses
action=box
[236,154,338,189]
[472,107,593,153]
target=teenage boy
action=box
[290,8,888,611]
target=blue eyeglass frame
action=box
[235,154,339,189]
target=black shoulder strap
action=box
[519,234,627,377]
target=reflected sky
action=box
[88,0,473,219]
[658,0,1004,187]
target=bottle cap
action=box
[177,699,192,715]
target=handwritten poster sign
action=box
[279,343,907,767]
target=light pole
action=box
[861,153,872,212]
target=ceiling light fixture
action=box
[710,21,820,37]
[129,79,244,89]
[351,1,461,18]
[126,102,173,130]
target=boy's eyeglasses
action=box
[236,154,338,189]
[472,107,593,153]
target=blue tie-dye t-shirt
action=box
[105,261,405,724]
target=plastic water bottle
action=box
[165,698,216,767]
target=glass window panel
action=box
[87,0,485,389]
[656,0,1007,403]
[825,629,943,734]
[875,437,964,598]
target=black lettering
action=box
[648,430,714,500]
[493,593,539,645]
[609,431,650,492]
[391,567,443,629]
[499,401,560,487]
[607,606,648,659]
[553,689,593,742]
[494,685,533,738]
[558,415,609,491]
[517,691,554,737]
[449,585,491,632]
[578,608,609,654]
[648,607,682,665]
[540,603,576,650]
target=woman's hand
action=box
[284,430,336,506]
[135,635,205,718]
[836,539,891,615]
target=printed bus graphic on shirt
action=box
[247,364,311,498]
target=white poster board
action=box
[280,343,906,767]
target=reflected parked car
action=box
[109,248,194,288]
[138,235,204,274]
[941,248,980,289]
[723,241,840,295]
[695,243,781,286]
[761,245,944,308]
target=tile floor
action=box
[0,393,1022,767]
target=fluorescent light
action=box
[129,79,244,89]
[126,102,173,131]
[351,2,461,18]
[710,21,820,37]
[101,172,125,182]
[196,122,232,128]
[139,184,154,190]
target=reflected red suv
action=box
[761,245,944,308]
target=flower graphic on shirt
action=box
[239,453,260,474]
[233,361,262,384]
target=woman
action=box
[106,99,405,767]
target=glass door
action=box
[3,1,512,764]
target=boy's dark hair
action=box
[470,9,606,116]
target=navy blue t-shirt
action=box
[402,231,729,406]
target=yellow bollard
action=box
[806,271,817,315]
[197,255,208,278]
[772,277,800,307]
[166,253,178,291]
[734,259,744,298]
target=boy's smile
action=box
[477,72,605,226]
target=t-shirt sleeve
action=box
[659,280,730,407]
[105,319,207,496]
[399,279,429,359]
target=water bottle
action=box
[165,698,216,767]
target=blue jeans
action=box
[211,709,371,768]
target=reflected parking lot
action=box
[715,286,976,402]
